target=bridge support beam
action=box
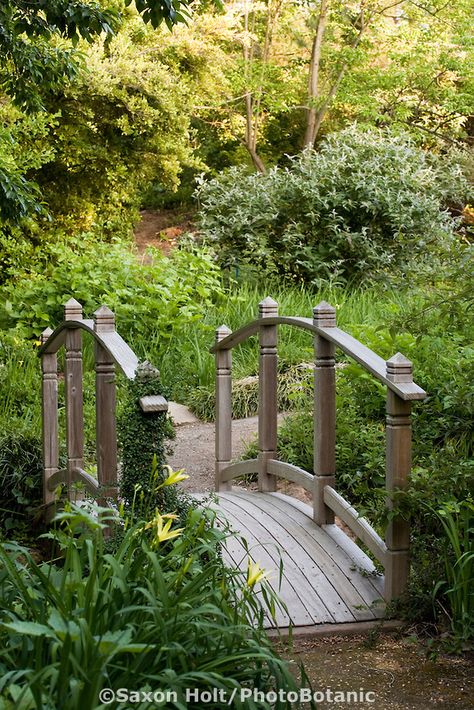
[41,328,58,507]
[64,299,84,497]
[94,306,118,500]
[258,298,278,493]
[313,302,336,526]
[384,354,412,601]
[215,325,232,491]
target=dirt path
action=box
[134,208,195,255]
[168,414,306,499]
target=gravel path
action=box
[167,416,260,492]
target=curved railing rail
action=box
[211,297,427,601]
[38,299,150,511]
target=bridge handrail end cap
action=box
[259,296,278,307]
[64,298,83,319]
[387,352,412,366]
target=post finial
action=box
[313,301,336,327]
[259,296,278,318]
[64,298,83,321]
[216,324,232,343]
[41,327,53,345]
[386,352,413,383]
[93,305,115,333]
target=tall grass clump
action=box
[432,500,474,648]
[0,499,302,709]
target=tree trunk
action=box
[304,0,329,148]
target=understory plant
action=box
[0,499,301,709]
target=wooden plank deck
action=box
[200,489,385,629]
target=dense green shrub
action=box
[0,501,300,709]
[118,362,179,515]
[196,127,472,286]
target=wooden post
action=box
[94,306,118,500]
[41,328,58,506]
[384,353,412,601]
[313,302,336,525]
[215,325,232,492]
[258,297,278,493]
[64,298,84,498]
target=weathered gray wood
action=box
[97,331,138,380]
[220,458,259,482]
[41,327,58,506]
[64,299,84,494]
[258,297,278,493]
[384,354,413,601]
[221,491,383,622]
[139,395,168,413]
[215,325,232,491]
[313,302,336,525]
[324,523,385,597]
[217,495,324,625]
[47,467,99,494]
[220,493,348,623]
[323,485,387,565]
[39,320,138,380]
[267,459,314,493]
[267,492,384,603]
[94,306,118,499]
[211,316,427,401]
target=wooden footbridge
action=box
[39,297,427,630]
[209,297,427,628]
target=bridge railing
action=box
[211,298,427,601]
[38,298,151,509]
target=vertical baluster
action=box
[64,298,84,498]
[384,353,412,601]
[41,328,58,507]
[313,301,336,525]
[215,325,232,491]
[94,306,118,500]
[258,297,278,493]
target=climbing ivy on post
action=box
[118,361,178,513]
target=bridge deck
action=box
[205,490,385,629]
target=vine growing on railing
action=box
[117,362,186,518]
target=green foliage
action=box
[189,363,313,422]
[196,128,472,286]
[0,502,299,709]
[0,431,43,537]
[0,1,119,112]
[0,239,225,342]
[118,362,178,511]
[432,500,474,647]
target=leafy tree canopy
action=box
[0,0,198,112]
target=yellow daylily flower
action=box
[143,510,183,547]
[162,466,189,487]
[246,559,269,588]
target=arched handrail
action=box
[39,299,142,515]
[39,318,138,380]
[211,315,425,401]
[213,297,428,603]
